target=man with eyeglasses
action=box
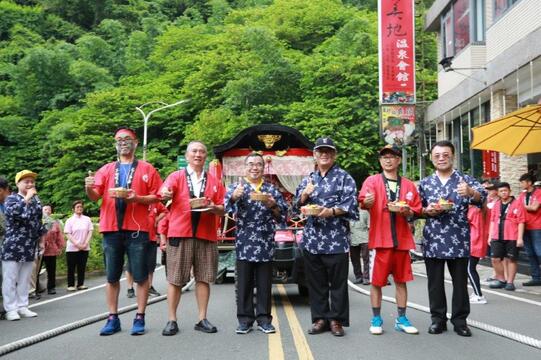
[418,140,486,337]
[295,137,359,337]
[358,144,422,335]
[160,141,225,336]
[85,127,163,336]
[224,153,288,335]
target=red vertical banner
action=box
[482,150,500,178]
[378,0,416,104]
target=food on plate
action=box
[189,197,209,209]
[250,192,270,201]
[301,204,321,216]
[108,187,130,198]
[387,200,410,212]
[433,198,453,211]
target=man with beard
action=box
[225,153,288,334]
[419,140,486,337]
[85,127,162,336]
[295,137,359,337]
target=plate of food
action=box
[387,200,410,212]
[191,207,212,212]
[250,192,269,202]
[301,204,321,216]
[189,197,209,209]
[433,198,453,211]
[108,187,130,198]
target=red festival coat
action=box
[161,170,225,241]
[358,174,421,250]
[468,206,487,258]
[490,199,525,241]
[93,161,163,233]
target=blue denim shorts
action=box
[102,231,150,283]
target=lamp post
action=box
[136,99,190,160]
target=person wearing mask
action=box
[85,127,162,336]
[295,137,359,337]
[488,182,525,291]
[517,173,541,286]
[359,144,422,335]
[418,141,486,337]
[1,170,46,321]
[40,205,65,295]
[64,200,93,291]
[225,153,288,335]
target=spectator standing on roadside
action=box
[516,173,540,287]
[64,200,93,291]
[488,182,525,291]
[1,170,46,321]
[467,204,487,304]
[0,177,10,315]
[40,205,65,295]
[349,209,370,285]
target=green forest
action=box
[0,0,437,215]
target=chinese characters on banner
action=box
[378,0,416,145]
[482,150,500,179]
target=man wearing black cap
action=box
[295,137,359,337]
[358,144,422,335]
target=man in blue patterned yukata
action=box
[419,140,486,337]
[295,137,359,337]
[225,153,288,335]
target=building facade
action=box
[424,0,541,193]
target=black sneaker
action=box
[127,288,135,298]
[47,288,56,295]
[523,279,541,287]
[194,319,217,333]
[258,323,276,334]
[236,323,252,334]
[148,286,161,297]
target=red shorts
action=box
[370,248,413,287]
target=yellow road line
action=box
[269,298,285,360]
[276,284,314,360]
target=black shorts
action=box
[491,239,519,260]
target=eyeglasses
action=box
[380,156,398,161]
[246,162,264,168]
[433,153,451,159]
[115,138,134,145]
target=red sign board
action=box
[482,150,500,179]
[378,0,416,104]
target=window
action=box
[440,0,485,58]
[494,0,520,20]
[453,0,470,53]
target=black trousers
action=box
[41,256,57,290]
[303,250,349,326]
[236,260,273,325]
[425,257,470,327]
[66,251,89,287]
[350,244,369,281]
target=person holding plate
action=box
[295,137,359,337]
[224,153,288,335]
[85,127,163,336]
[358,144,421,335]
[160,141,225,336]
[418,140,486,337]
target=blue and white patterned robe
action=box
[1,193,46,262]
[418,170,486,259]
[225,181,288,262]
[294,165,359,255]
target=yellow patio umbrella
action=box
[471,104,541,155]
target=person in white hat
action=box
[1,170,45,321]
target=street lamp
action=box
[136,99,190,160]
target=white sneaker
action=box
[18,308,38,318]
[369,316,383,335]
[6,311,21,321]
[469,294,487,304]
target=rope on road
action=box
[0,278,196,357]
[348,280,541,350]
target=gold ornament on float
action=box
[258,134,281,149]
